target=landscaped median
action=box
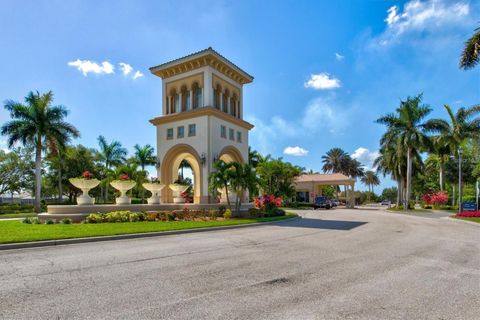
[452,211,480,224]
[0,213,298,245]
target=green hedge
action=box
[0,204,34,214]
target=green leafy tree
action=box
[229,162,258,214]
[256,157,303,199]
[1,91,80,212]
[0,148,34,198]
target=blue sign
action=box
[462,202,476,211]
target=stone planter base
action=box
[173,197,185,204]
[115,196,131,205]
[77,195,95,205]
[147,196,161,205]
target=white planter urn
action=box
[69,178,100,205]
[169,184,189,203]
[142,182,165,204]
[110,180,136,205]
[217,188,237,204]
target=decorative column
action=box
[189,90,193,111]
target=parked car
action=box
[381,200,391,206]
[332,199,339,207]
[314,196,333,210]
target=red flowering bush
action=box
[119,173,130,181]
[456,211,480,218]
[81,170,93,179]
[422,191,448,207]
[254,194,282,213]
[180,192,192,203]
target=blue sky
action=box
[0,0,479,191]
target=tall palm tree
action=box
[133,144,156,173]
[322,148,348,173]
[460,26,480,70]
[376,94,432,210]
[1,91,79,212]
[425,104,480,204]
[97,135,127,202]
[133,144,156,203]
[361,170,380,197]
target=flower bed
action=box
[456,211,480,218]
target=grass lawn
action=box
[453,216,480,223]
[0,213,298,244]
[0,212,37,218]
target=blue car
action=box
[314,196,332,210]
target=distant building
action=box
[294,173,356,207]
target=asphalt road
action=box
[1,209,479,320]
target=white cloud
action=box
[304,73,341,90]
[351,147,380,170]
[119,63,133,76]
[68,59,115,76]
[379,0,470,45]
[246,97,352,155]
[133,71,144,80]
[283,146,309,156]
[335,53,344,61]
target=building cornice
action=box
[149,107,254,130]
[149,47,253,85]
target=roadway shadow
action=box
[276,217,367,231]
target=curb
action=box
[0,216,301,251]
[444,216,480,227]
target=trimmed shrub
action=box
[61,218,72,224]
[248,208,262,218]
[45,219,55,225]
[22,218,33,224]
[224,208,232,220]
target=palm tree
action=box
[322,148,348,173]
[1,91,79,212]
[376,94,432,210]
[425,104,480,204]
[375,144,404,207]
[97,135,127,202]
[229,162,257,214]
[133,144,156,203]
[460,26,480,70]
[208,160,234,209]
[361,171,380,200]
[133,144,156,172]
[303,169,319,175]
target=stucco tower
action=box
[149,48,254,204]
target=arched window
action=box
[169,89,177,114]
[180,85,190,112]
[192,82,202,109]
[223,89,229,113]
[232,94,238,117]
[214,84,222,109]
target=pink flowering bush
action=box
[81,170,94,179]
[422,191,448,207]
[254,194,282,213]
[456,211,480,218]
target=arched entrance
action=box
[218,146,244,164]
[160,144,204,204]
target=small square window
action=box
[167,128,174,140]
[188,124,196,137]
[221,125,226,138]
[236,131,242,143]
[177,126,184,138]
[229,128,234,141]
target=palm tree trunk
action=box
[57,159,63,202]
[34,142,42,213]
[225,183,231,210]
[141,164,145,204]
[396,179,401,207]
[452,184,456,207]
[439,159,444,191]
[405,147,412,210]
